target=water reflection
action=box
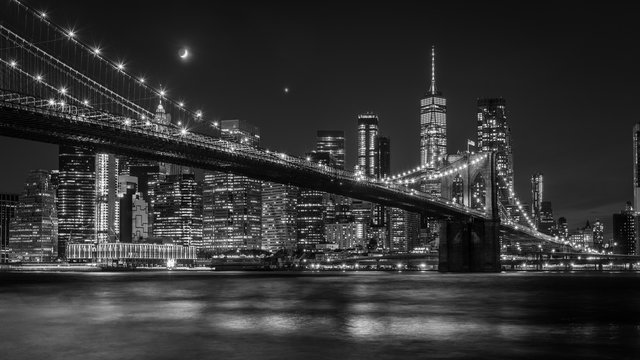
[1,272,640,359]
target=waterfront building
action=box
[261,182,298,252]
[420,46,447,169]
[477,98,514,204]
[0,193,19,261]
[325,222,359,249]
[95,153,119,243]
[203,120,262,251]
[612,202,637,255]
[9,170,58,261]
[530,172,543,227]
[153,173,203,247]
[57,145,95,250]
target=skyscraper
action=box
[530,172,543,227]
[57,145,95,250]
[633,123,640,211]
[95,153,119,243]
[420,46,447,169]
[0,193,18,261]
[316,130,345,169]
[612,202,637,255]
[153,173,203,246]
[203,120,262,251]
[477,98,514,204]
[9,170,58,261]
[357,113,379,177]
[261,182,298,252]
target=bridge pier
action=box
[438,218,500,272]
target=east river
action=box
[1,271,639,359]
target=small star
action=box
[284,87,289,94]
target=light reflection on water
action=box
[1,271,640,359]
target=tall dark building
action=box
[378,136,391,178]
[613,202,637,255]
[203,120,262,251]
[634,123,640,210]
[128,163,167,235]
[592,219,604,251]
[357,113,379,177]
[316,130,345,170]
[538,201,554,235]
[0,193,19,261]
[118,175,138,243]
[557,217,569,240]
[420,46,447,169]
[10,170,58,261]
[477,98,514,204]
[530,172,543,227]
[57,145,95,248]
[374,136,391,228]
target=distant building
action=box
[297,152,335,249]
[420,46,447,169]
[9,170,58,261]
[261,182,298,252]
[556,217,569,240]
[153,173,203,247]
[538,201,554,235]
[592,219,604,250]
[203,120,262,251]
[568,221,593,249]
[57,145,95,249]
[612,202,637,255]
[530,172,543,227]
[0,193,19,260]
[316,130,345,170]
[477,98,513,204]
[357,113,379,177]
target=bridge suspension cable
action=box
[3,0,204,125]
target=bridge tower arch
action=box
[438,152,500,272]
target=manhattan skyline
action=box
[0,0,639,232]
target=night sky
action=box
[1,0,639,234]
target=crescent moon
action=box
[179,49,189,59]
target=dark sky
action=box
[1,0,639,234]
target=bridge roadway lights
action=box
[438,217,501,272]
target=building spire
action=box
[429,45,437,94]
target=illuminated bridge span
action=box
[0,0,571,271]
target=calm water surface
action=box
[1,271,639,359]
